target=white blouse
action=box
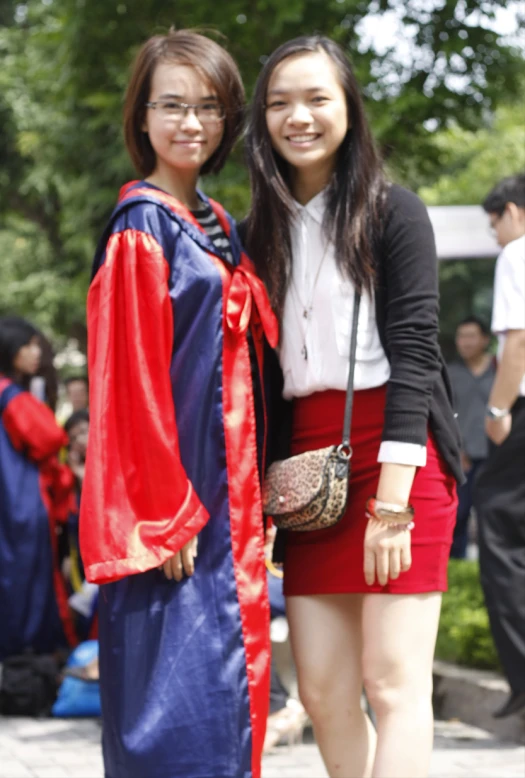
[280,191,427,467]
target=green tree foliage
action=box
[0,0,523,340]
[420,100,525,207]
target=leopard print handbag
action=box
[263,291,361,532]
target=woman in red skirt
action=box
[244,36,463,778]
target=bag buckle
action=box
[336,443,352,460]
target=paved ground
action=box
[0,716,523,778]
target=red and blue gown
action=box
[80,181,278,778]
[0,377,77,660]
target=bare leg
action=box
[287,593,376,778]
[362,592,442,778]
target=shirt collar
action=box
[293,189,326,226]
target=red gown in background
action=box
[0,376,77,659]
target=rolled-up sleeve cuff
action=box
[378,441,427,467]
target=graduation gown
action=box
[80,181,278,778]
[0,377,77,659]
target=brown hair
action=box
[124,29,245,177]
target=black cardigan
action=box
[261,183,463,485]
[373,183,462,482]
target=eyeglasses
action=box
[145,100,225,123]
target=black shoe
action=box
[493,690,525,719]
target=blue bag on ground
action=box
[52,640,100,717]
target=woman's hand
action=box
[363,461,417,585]
[162,534,198,582]
[363,519,412,586]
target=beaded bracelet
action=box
[365,497,415,529]
[365,511,415,531]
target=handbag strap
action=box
[341,290,361,450]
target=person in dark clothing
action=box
[62,409,97,641]
[64,409,89,586]
[474,174,525,720]
[448,317,495,558]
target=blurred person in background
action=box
[65,409,89,480]
[64,375,89,413]
[64,411,89,585]
[0,315,77,661]
[474,173,525,719]
[22,329,60,412]
[57,374,89,423]
[447,317,495,558]
[62,409,98,642]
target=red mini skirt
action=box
[283,385,458,596]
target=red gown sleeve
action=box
[2,392,68,460]
[3,390,74,523]
[80,228,210,584]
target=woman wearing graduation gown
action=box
[79,30,277,778]
[0,316,77,660]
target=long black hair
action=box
[0,316,38,377]
[244,36,387,319]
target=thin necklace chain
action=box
[291,242,330,319]
[290,213,331,360]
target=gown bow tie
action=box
[225,261,278,349]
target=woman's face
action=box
[265,51,349,183]
[143,62,225,176]
[13,336,41,377]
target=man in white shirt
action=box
[474,173,525,719]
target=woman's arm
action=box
[365,187,441,585]
[380,186,441,449]
[376,462,417,506]
[80,228,209,584]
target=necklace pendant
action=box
[301,344,308,361]
[303,308,309,319]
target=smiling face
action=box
[265,51,349,187]
[143,62,225,178]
